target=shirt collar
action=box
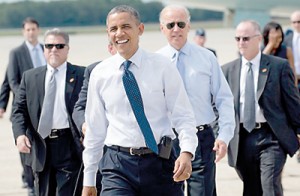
[47,61,67,72]
[117,47,143,70]
[242,51,261,69]
[25,41,40,51]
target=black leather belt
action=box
[196,124,211,131]
[49,128,70,139]
[108,145,154,156]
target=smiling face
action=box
[106,12,144,59]
[160,6,190,50]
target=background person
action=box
[7,17,46,196]
[194,27,217,57]
[262,21,296,84]
[12,28,85,196]
[284,10,300,87]
[222,20,300,196]
[157,5,235,196]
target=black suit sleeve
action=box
[72,62,99,133]
[11,72,30,140]
[0,70,11,110]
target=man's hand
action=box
[0,108,5,118]
[173,152,193,182]
[16,135,31,153]
[82,122,87,136]
[213,139,227,163]
[82,186,97,196]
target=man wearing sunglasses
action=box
[222,20,300,196]
[285,11,300,89]
[157,5,235,196]
[5,17,46,196]
[12,28,85,196]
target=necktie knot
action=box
[123,60,132,71]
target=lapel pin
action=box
[262,68,267,73]
[69,78,74,83]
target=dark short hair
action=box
[106,5,141,25]
[195,28,205,37]
[22,17,39,28]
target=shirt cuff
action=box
[83,172,97,187]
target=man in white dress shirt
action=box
[157,5,235,196]
[82,5,198,196]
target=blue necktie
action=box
[122,60,158,154]
[243,62,256,132]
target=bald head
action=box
[291,11,300,33]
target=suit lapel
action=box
[21,42,35,69]
[231,59,242,117]
[36,67,47,109]
[65,63,76,112]
[257,54,269,100]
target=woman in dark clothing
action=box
[262,21,297,84]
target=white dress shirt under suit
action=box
[83,47,198,186]
[157,42,235,145]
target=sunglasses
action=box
[235,35,259,42]
[292,21,300,24]
[44,44,66,49]
[166,22,186,30]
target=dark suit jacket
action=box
[72,61,100,132]
[0,69,11,110]
[7,42,43,95]
[222,54,300,167]
[284,32,293,49]
[12,62,85,172]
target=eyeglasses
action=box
[44,44,66,49]
[166,22,186,30]
[235,35,259,42]
[292,21,300,24]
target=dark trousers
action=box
[100,146,183,196]
[173,126,216,196]
[20,153,35,188]
[35,132,81,196]
[236,124,286,196]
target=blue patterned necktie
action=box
[243,62,256,132]
[122,60,158,154]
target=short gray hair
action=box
[44,28,69,44]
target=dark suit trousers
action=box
[236,124,286,196]
[100,146,183,196]
[173,126,216,196]
[36,131,81,196]
[186,126,216,196]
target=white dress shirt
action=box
[45,62,69,129]
[292,31,300,75]
[157,42,235,146]
[83,48,198,186]
[239,52,266,123]
[25,41,46,67]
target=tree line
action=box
[0,0,222,28]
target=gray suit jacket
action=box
[222,54,300,167]
[12,63,85,172]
